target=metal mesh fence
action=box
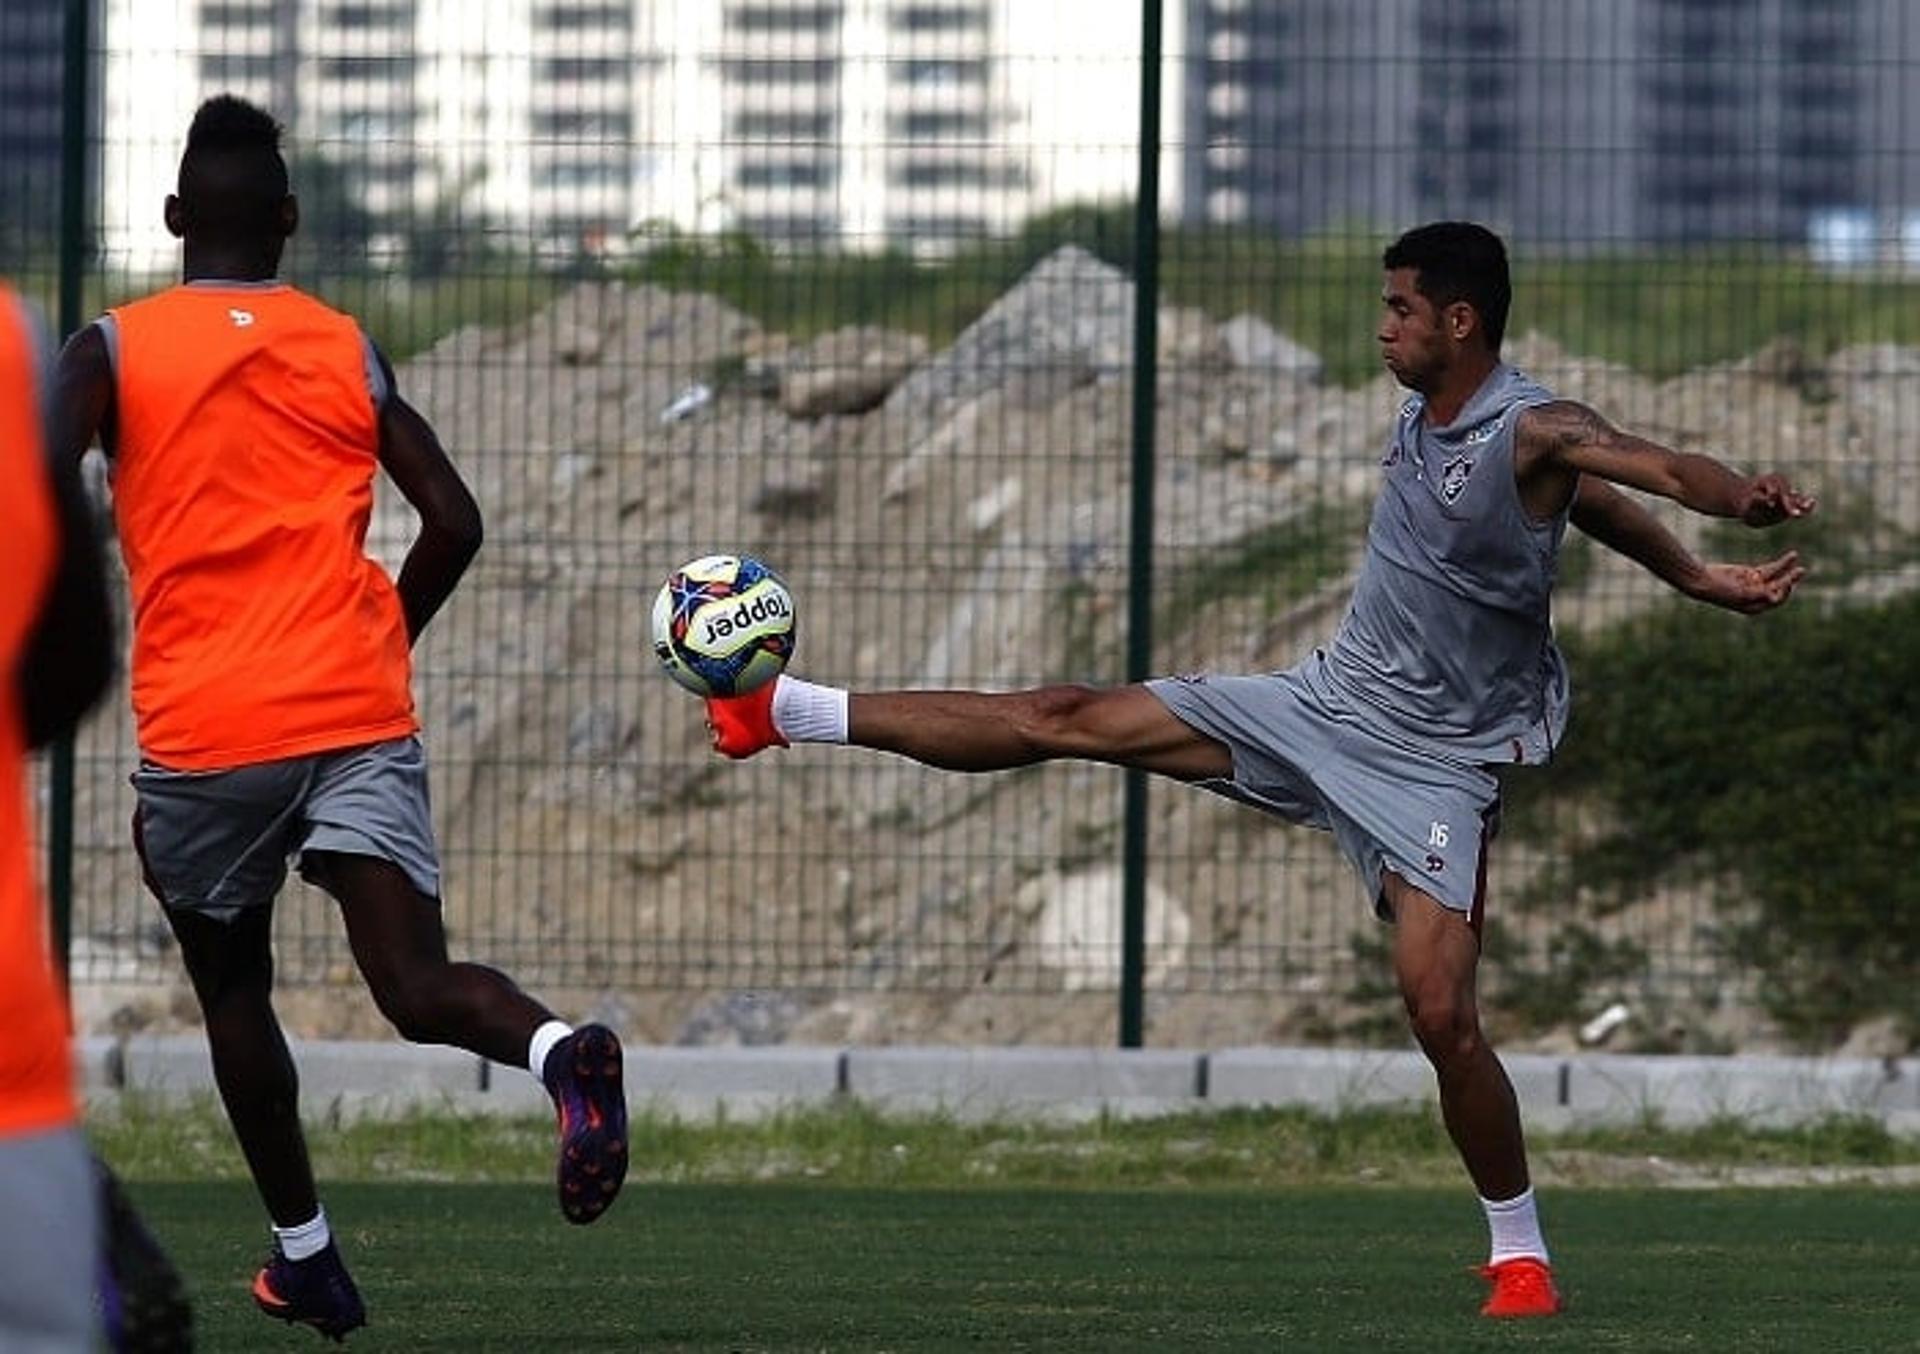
[14,0,1920,1046]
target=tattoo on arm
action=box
[1528,401,1618,454]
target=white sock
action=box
[528,1019,574,1083]
[1482,1186,1549,1265]
[273,1206,331,1262]
[770,675,848,743]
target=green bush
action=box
[1510,584,1920,1044]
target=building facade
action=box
[0,0,76,255]
[1182,0,1920,252]
[95,0,1920,273]
[100,0,1171,273]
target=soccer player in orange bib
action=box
[55,96,628,1341]
[0,281,116,1351]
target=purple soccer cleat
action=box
[251,1240,366,1343]
[543,1023,629,1224]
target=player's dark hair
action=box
[176,95,289,246]
[1383,222,1511,352]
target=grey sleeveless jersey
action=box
[1323,363,1569,765]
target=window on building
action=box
[889,110,988,139]
[322,3,415,29]
[730,110,838,139]
[533,110,634,138]
[889,213,988,241]
[891,160,993,189]
[320,55,417,80]
[726,4,841,34]
[892,5,987,35]
[722,59,841,83]
[534,161,630,191]
[200,2,272,28]
[737,158,837,189]
[738,213,838,242]
[199,53,280,82]
[898,59,987,88]
[533,3,630,31]
[536,57,632,81]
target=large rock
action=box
[1220,312,1324,383]
[780,325,929,418]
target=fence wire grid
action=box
[8,0,1920,1048]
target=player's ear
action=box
[279,194,299,240]
[1445,301,1476,343]
[163,193,185,239]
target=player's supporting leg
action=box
[162,904,368,1340]
[1383,873,1560,1318]
[713,677,1233,781]
[164,905,321,1227]
[313,851,628,1225]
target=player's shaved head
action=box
[173,95,291,252]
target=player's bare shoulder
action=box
[1511,400,1614,509]
[1514,400,1621,462]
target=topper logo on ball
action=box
[692,583,792,653]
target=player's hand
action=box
[1737,474,1816,527]
[1688,551,1806,614]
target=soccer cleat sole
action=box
[556,1024,629,1225]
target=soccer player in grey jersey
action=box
[704,221,1814,1318]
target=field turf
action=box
[132,1179,1917,1352]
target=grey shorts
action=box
[1147,656,1497,920]
[132,736,442,921]
[0,1127,98,1351]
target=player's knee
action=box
[1402,986,1482,1064]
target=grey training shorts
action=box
[1147,654,1497,920]
[0,1126,98,1351]
[132,736,442,921]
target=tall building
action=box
[1181,0,1919,251]
[100,0,1174,273]
[0,0,76,256]
[1636,0,1866,244]
[1181,0,1420,236]
[528,0,640,251]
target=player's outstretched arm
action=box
[1516,400,1816,526]
[1569,475,1805,614]
[372,349,482,644]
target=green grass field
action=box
[135,1179,1918,1352]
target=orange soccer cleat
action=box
[1477,1257,1562,1318]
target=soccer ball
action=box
[650,554,796,697]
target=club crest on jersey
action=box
[1439,453,1474,502]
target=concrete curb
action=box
[76,1036,1920,1131]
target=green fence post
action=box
[1120,0,1163,1050]
[50,0,92,984]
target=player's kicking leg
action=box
[316,852,629,1226]
[1384,873,1561,1318]
[707,675,1232,780]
